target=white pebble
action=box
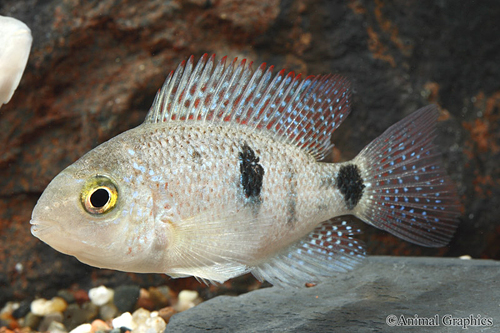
[132,308,151,326]
[178,290,198,303]
[112,312,134,330]
[31,297,67,316]
[459,255,472,260]
[0,15,32,107]
[89,285,114,306]
[134,316,166,333]
[0,301,19,315]
[176,290,199,312]
[69,323,92,333]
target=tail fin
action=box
[353,105,461,247]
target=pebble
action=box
[134,315,166,333]
[12,300,31,319]
[24,312,42,329]
[148,287,171,308]
[47,320,67,333]
[69,323,92,333]
[0,302,19,316]
[131,308,150,326]
[57,290,76,304]
[38,312,64,331]
[63,302,99,331]
[99,303,119,321]
[89,285,114,307]
[112,312,133,330]
[157,306,176,324]
[176,290,200,312]
[31,297,67,316]
[136,288,155,310]
[114,285,140,313]
[91,318,110,331]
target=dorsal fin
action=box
[145,54,351,160]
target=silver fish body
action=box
[31,54,460,287]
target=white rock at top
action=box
[89,285,114,306]
[0,15,32,107]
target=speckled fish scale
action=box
[30,54,460,287]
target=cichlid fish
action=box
[30,54,460,287]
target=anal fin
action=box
[251,217,365,287]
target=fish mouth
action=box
[30,220,55,238]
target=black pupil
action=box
[90,188,110,208]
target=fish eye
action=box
[81,175,118,215]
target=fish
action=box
[30,54,461,287]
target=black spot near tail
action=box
[336,164,365,210]
[239,143,264,199]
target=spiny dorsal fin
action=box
[145,54,351,160]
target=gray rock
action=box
[167,256,500,332]
[114,285,140,313]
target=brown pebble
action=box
[136,288,155,311]
[91,319,110,331]
[305,283,317,288]
[157,306,176,324]
[148,287,170,308]
[72,289,90,305]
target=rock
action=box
[111,312,133,331]
[46,320,67,333]
[57,290,76,304]
[157,307,176,324]
[30,297,67,316]
[135,315,166,333]
[148,287,171,308]
[63,302,99,331]
[99,303,119,321]
[113,285,140,313]
[91,319,111,331]
[175,290,200,312]
[23,312,42,330]
[135,288,155,311]
[12,300,31,319]
[38,312,63,331]
[131,308,150,327]
[69,323,92,333]
[88,285,114,306]
[166,257,500,332]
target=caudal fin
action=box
[353,105,461,247]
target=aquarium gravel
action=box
[0,284,202,332]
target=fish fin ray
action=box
[165,209,274,283]
[144,54,351,159]
[353,105,461,247]
[251,217,365,287]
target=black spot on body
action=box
[336,164,365,210]
[239,143,264,199]
[286,169,297,225]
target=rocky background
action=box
[0,0,499,304]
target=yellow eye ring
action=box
[81,175,118,215]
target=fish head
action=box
[30,138,168,273]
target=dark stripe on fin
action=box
[336,164,365,210]
[239,143,264,199]
[286,168,298,225]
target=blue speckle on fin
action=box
[353,105,461,247]
[251,217,365,287]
